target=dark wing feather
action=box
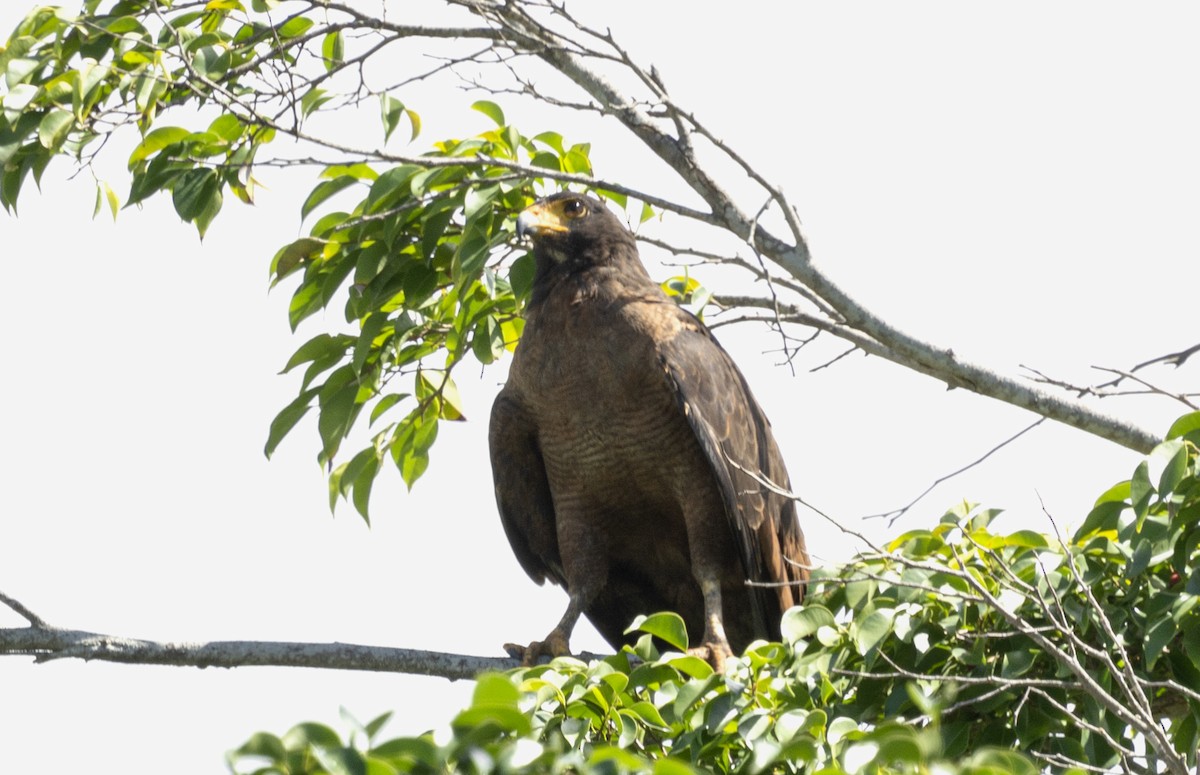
[658,316,809,640]
[488,394,565,587]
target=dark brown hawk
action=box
[489,192,809,668]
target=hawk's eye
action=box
[562,198,587,219]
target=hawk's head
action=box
[516,192,634,268]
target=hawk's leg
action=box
[504,589,588,666]
[689,572,734,671]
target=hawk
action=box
[489,192,809,668]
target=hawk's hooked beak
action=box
[516,201,569,240]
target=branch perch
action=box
[0,592,516,681]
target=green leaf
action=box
[595,188,628,209]
[395,406,438,489]
[403,108,421,141]
[471,317,505,365]
[264,387,318,458]
[625,612,689,651]
[453,673,531,735]
[322,163,378,182]
[129,127,190,166]
[1127,539,1152,579]
[662,653,713,679]
[1,83,38,117]
[93,180,119,221]
[380,94,404,143]
[624,701,669,729]
[463,183,498,220]
[366,164,422,212]
[192,45,232,80]
[207,114,245,144]
[417,371,466,421]
[5,57,40,90]
[234,732,286,761]
[322,30,344,69]
[529,151,560,171]
[271,237,329,281]
[563,148,592,174]
[300,87,334,118]
[36,108,73,150]
[471,99,505,126]
[472,672,520,706]
[369,393,407,426]
[774,709,820,743]
[1130,460,1153,525]
[532,130,564,154]
[780,605,836,642]
[826,716,859,748]
[370,736,438,764]
[1144,615,1176,671]
[454,230,491,284]
[170,169,209,220]
[509,253,536,301]
[317,375,361,463]
[350,464,378,523]
[363,711,393,741]
[301,176,357,221]
[1005,529,1050,549]
[1154,440,1189,496]
[171,168,222,236]
[339,446,380,523]
[351,312,387,375]
[283,333,351,374]
[851,607,894,655]
[1166,411,1200,441]
[277,16,314,38]
[283,722,343,750]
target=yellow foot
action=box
[503,630,571,666]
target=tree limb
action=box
[0,592,516,681]
[456,0,1163,454]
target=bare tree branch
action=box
[446,0,1162,454]
[0,592,519,680]
[1024,364,1199,408]
[1130,342,1200,371]
[1090,366,1198,410]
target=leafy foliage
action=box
[796,414,1200,772]
[229,416,1200,774]
[227,621,1037,775]
[0,2,658,520]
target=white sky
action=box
[2,2,1198,772]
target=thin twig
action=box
[864,418,1047,526]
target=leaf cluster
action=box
[228,617,1034,775]
[2,2,656,518]
[802,412,1200,771]
[0,1,303,221]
